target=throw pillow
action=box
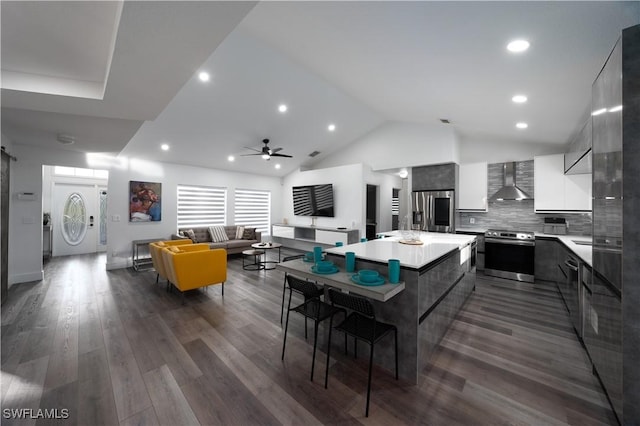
[208,226,229,243]
[169,246,181,253]
[156,241,165,247]
[242,227,256,240]
[184,229,198,243]
[235,226,245,239]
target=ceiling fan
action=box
[242,138,292,160]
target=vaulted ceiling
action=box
[2,1,638,176]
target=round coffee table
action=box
[251,242,282,270]
[242,249,265,270]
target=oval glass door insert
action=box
[62,192,87,245]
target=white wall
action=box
[106,158,283,269]
[282,164,365,232]
[312,121,460,171]
[6,144,284,282]
[8,144,94,285]
[282,163,402,237]
[458,137,563,164]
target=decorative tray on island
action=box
[399,239,424,245]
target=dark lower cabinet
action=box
[534,238,558,282]
[583,272,622,419]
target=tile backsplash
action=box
[457,160,592,236]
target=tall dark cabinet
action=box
[590,24,640,424]
[1,150,10,305]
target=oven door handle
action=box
[485,238,535,247]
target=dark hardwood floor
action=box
[1,250,617,425]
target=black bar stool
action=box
[280,253,306,324]
[281,275,345,382]
[324,288,398,417]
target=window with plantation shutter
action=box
[177,185,226,228]
[234,189,271,236]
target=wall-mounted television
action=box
[292,184,335,217]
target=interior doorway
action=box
[366,184,378,240]
[392,188,400,230]
[44,165,108,257]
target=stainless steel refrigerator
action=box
[411,190,455,233]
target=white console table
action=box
[272,223,359,250]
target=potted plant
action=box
[43,212,51,226]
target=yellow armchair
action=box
[149,239,193,284]
[162,246,227,302]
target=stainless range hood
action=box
[489,162,532,201]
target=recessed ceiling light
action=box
[278,104,288,113]
[161,144,170,151]
[227,155,235,162]
[608,105,622,112]
[507,39,530,53]
[275,164,281,169]
[591,108,607,116]
[198,71,210,82]
[516,122,528,129]
[328,124,336,132]
[512,95,527,103]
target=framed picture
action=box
[129,181,161,222]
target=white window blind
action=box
[177,185,226,228]
[234,189,271,235]
[392,196,400,216]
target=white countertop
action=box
[552,235,592,267]
[325,230,476,269]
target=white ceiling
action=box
[2,1,638,176]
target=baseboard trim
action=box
[9,270,44,286]
[106,259,130,270]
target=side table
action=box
[132,238,161,271]
[251,242,282,270]
[243,249,265,271]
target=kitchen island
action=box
[320,231,476,384]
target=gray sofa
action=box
[171,225,262,255]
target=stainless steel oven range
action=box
[484,229,535,283]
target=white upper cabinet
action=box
[534,154,592,212]
[458,162,488,211]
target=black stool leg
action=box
[281,289,293,360]
[366,343,374,417]
[311,319,319,381]
[324,315,334,389]
[394,328,398,380]
[280,273,287,324]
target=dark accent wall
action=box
[457,160,592,235]
[412,163,458,191]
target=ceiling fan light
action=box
[262,154,270,160]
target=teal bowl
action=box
[358,269,379,282]
[316,260,335,272]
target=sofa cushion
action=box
[235,226,245,239]
[208,241,227,250]
[242,227,257,240]
[224,226,237,240]
[209,226,229,243]
[226,239,253,250]
[183,229,198,243]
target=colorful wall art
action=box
[129,181,161,222]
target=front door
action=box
[52,183,99,256]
